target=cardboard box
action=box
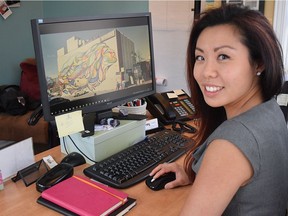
[60,120,146,164]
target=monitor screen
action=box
[31,13,156,128]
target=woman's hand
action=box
[149,162,192,189]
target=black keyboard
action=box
[83,129,193,188]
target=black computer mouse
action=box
[60,152,86,167]
[145,172,176,191]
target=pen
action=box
[136,99,141,106]
[127,101,134,107]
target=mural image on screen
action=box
[31,13,156,126]
[42,27,152,101]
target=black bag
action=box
[0,85,28,115]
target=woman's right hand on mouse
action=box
[149,162,192,189]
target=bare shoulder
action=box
[179,139,254,215]
[203,139,253,186]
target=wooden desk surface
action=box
[0,145,191,216]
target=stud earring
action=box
[256,71,261,76]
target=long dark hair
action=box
[184,4,284,180]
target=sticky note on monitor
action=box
[55,110,85,138]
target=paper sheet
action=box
[167,92,178,99]
[0,138,34,180]
[145,118,159,131]
[277,94,288,106]
[55,110,85,138]
[174,89,185,96]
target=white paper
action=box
[43,155,58,169]
[277,94,288,106]
[174,89,185,96]
[145,118,159,131]
[0,138,34,180]
[167,92,178,99]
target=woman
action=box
[149,5,288,215]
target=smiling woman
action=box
[149,4,288,216]
[193,24,263,118]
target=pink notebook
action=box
[41,175,128,216]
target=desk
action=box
[0,145,191,215]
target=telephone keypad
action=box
[174,106,188,117]
[182,99,195,113]
[171,100,190,117]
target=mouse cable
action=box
[62,136,70,155]
[67,135,97,164]
[62,136,97,164]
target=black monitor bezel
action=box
[31,12,156,122]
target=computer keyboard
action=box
[83,129,193,188]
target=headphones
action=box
[36,163,73,192]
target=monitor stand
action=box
[82,110,112,137]
[81,110,147,137]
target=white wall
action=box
[273,0,288,80]
[153,30,190,94]
[149,1,194,95]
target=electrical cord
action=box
[62,136,97,164]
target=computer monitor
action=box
[31,13,156,136]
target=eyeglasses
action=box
[172,120,197,134]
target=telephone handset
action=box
[146,90,196,125]
[147,93,177,121]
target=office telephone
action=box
[145,90,196,125]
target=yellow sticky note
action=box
[55,110,84,138]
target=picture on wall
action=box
[194,0,265,20]
[222,0,265,13]
[0,0,12,19]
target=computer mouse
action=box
[60,152,86,167]
[145,172,176,191]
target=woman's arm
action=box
[180,139,253,216]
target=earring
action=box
[256,71,261,76]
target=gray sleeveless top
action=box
[192,99,288,215]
